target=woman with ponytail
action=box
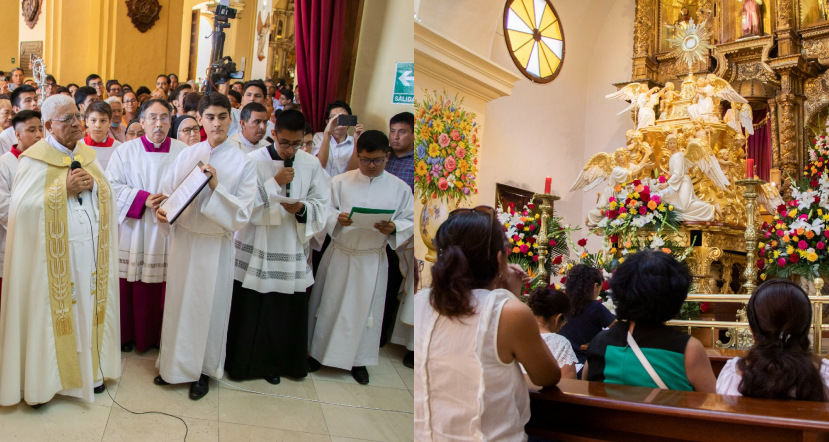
[414,207,561,442]
[716,279,829,401]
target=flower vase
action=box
[420,196,457,262]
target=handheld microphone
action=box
[284,157,293,197]
[70,160,83,205]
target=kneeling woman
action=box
[414,207,561,441]
[584,250,716,392]
[716,279,829,401]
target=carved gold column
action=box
[687,247,722,294]
[631,0,657,81]
[776,95,798,198]
[775,0,800,56]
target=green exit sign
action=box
[10,58,14,64]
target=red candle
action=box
[746,159,754,179]
[545,176,552,194]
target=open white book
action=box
[159,161,213,224]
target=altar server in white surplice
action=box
[308,130,414,385]
[0,110,44,314]
[0,94,121,406]
[226,109,329,384]
[228,102,270,155]
[105,99,186,354]
[154,93,257,401]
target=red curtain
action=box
[746,107,771,181]
[295,0,347,132]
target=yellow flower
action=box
[761,273,767,280]
[668,205,674,211]
[554,284,561,290]
[455,180,463,188]
[773,250,780,258]
[528,252,533,256]
[773,215,779,220]
[609,201,618,209]
[558,268,566,275]
[609,247,617,254]
[416,161,428,176]
[535,214,540,219]
[789,209,798,218]
[786,245,794,255]
[458,159,469,173]
[657,203,665,211]
[580,251,588,259]
[633,192,640,199]
[509,238,514,243]
[428,143,440,157]
[517,241,524,246]
[820,209,824,216]
[759,242,765,249]
[793,236,799,242]
[619,258,625,264]
[504,223,510,228]
[808,252,819,262]
[619,213,627,219]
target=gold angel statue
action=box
[570,148,653,227]
[606,83,661,129]
[688,74,747,123]
[756,182,785,213]
[659,133,729,221]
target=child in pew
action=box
[523,287,579,387]
[583,250,717,393]
[716,279,829,401]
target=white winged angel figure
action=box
[659,133,729,221]
[571,147,653,227]
[606,83,661,130]
[688,74,748,123]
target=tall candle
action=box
[545,176,552,194]
[746,159,754,179]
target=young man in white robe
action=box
[0,110,44,315]
[83,100,122,171]
[229,102,270,155]
[106,99,187,353]
[154,92,257,400]
[226,109,329,384]
[0,94,121,406]
[0,85,40,154]
[308,130,414,385]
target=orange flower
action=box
[797,228,806,236]
[512,247,520,254]
[635,184,644,193]
[806,231,815,239]
[614,185,622,192]
[647,200,657,210]
[661,248,671,254]
[783,235,790,243]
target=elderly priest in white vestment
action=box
[154,93,257,400]
[0,94,121,407]
[308,130,414,385]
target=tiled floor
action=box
[0,344,414,442]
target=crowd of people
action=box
[0,68,416,407]
[415,208,829,441]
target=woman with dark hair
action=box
[122,91,140,124]
[559,264,615,376]
[526,287,579,381]
[717,279,829,401]
[584,250,716,392]
[414,207,561,441]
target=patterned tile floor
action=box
[0,344,414,442]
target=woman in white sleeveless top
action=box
[414,207,562,441]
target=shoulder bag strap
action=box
[626,331,668,390]
[267,144,280,160]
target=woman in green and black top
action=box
[584,250,716,392]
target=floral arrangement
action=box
[414,90,479,203]
[759,135,829,281]
[597,177,680,241]
[496,201,576,294]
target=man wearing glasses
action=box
[105,98,187,356]
[0,94,121,407]
[308,130,414,385]
[86,74,105,99]
[226,109,330,384]
[0,85,40,154]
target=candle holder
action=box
[735,178,764,349]
[532,193,560,285]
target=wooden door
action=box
[187,10,199,82]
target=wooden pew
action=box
[526,379,829,442]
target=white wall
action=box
[480,1,635,254]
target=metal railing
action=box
[666,294,829,354]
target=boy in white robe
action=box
[308,130,415,385]
[228,102,270,155]
[154,92,257,400]
[83,100,121,170]
[226,109,329,384]
[0,94,121,406]
[106,99,187,353]
[0,110,44,315]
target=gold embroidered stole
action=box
[21,140,113,389]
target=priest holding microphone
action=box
[0,94,121,406]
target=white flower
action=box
[598,218,609,228]
[603,298,616,315]
[650,236,665,249]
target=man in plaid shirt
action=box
[380,112,415,368]
[384,112,414,191]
